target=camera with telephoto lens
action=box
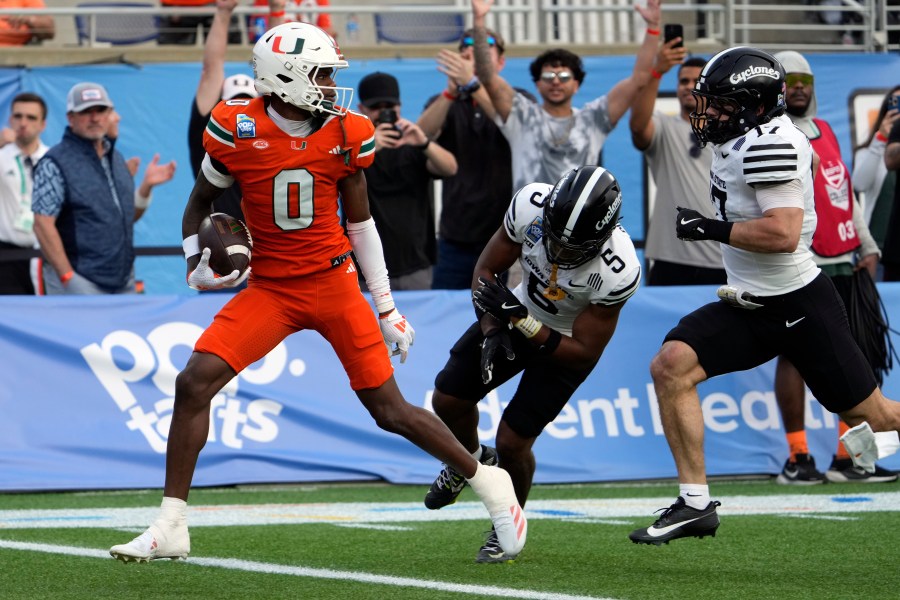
[376,108,400,131]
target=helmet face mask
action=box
[252,23,353,117]
[690,46,786,146]
[543,166,622,269]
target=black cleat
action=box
[826,455,898,483]
[629,496,721,545]
[776,453,826,485]
[424,445,498,510]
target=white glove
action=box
[379,308,415,363]
[840,421,900,473]
[187,248,250,291]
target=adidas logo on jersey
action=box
[329,146,345,155]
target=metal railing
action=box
[0,1,896,52]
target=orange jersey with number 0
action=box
[203,98,375,280]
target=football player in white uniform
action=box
[424,165,641,562]
[630,47,900,546]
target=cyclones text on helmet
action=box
[690,46,786,145]
[252,22,353,117]
[543,166,622,269]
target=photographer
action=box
[356,72,457,290]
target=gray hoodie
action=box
[774,51,818,138]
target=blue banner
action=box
[3,286,899,491]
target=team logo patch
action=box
[236,114,256,139]
[524,217,543,245]
[252,140,269,149]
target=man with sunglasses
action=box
[419,28,535,290]
[767,51,893,485]
[631,41,725,286]
[469,0,661,193]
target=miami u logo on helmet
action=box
[272,36,305,55]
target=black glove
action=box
[675,207,733,243]
[472,276,527,324]
[480,329,515,384]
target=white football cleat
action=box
[467,463,527,558]
[109,521,190,563]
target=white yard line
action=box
[0,539,614,600]
[0,492,898,529]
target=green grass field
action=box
[2,479,898,600]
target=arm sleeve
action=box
[347,217,394,314]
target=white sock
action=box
[159,496,187,524]
[679,484,710,509]
[471,445,483,461]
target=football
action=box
[197,212,252,277]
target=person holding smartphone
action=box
[355,72,458,290]
[630,28,724,286]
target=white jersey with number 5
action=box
[502,183,642,336]
[710,114,820,296]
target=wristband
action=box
[182,234,201,259]
[514,314,542,339]
[650,69,662,80]
[135,191,152,210]
[876,131,888,143]
[442,89,458,101]
[60,270,74,284]
[646,27,660,36]
[538,329,562,355]
[270,10,286,18]
[418,140,431,152]
[705,219,734,244]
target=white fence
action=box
[0,1,897,52]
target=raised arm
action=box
[472,0,516,123]
[605,0,662,127]
[195,0,239,117]
[630,38,686,150]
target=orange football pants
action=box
[195,262,393,390]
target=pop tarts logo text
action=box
[80,322,289,453]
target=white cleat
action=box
[467,464,527,558]
[109,521,190,563]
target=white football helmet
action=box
[252,22,352,117]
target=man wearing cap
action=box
[188,0,258,222]
[356,71,457,290]
[31,82,175,294]
[418,28,536,290]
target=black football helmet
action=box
[543,166,622,268]
[690,46,786,145]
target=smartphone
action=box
[664,24,684,48]
[376,108,397,125]
[889,94,899,111]
[375,108,401,131]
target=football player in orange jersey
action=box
[110,22,526,564]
